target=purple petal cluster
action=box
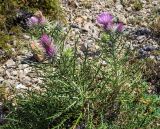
[97,12,124,32]
[27,12,47,27]
[27,16,39,26]
[40,34,56,57]
[97,12,113,27]
[107,22,124,32]
[40,34,52,47]
[45,45,57,57]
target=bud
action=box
[30,41,45,62]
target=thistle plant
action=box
[25,10,60,62]
[2,12,160,129]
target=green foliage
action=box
[132,0,143,11]
[0,27,23,63]
[2,28,159,129]
[0,0,65,28]
[0,31,13,62]
[0,0,65,63]
[120,0,143,10]
[27,0,65,22]
[151,16,160,35]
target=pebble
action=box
[0,68,5,76]
[23,34,31,40]
[18,64,29,69]
[116,4,123,11]
[12,70,18,76]
[0,77,4,83]
[18,70,25,80]
[156,56,160,61]
[0,0,159,95]
[142,46,156,51]
[5,70,12,78]
[5,59,16,68]
[16,83,27,89]
[24,67,32,75]
[101,60,107,66]
[22,76,32,86]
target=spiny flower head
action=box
[97,12,124,33]
[27,16,39,26]
[105,22,124,32]
[45,44,57,57]
[97,12,113,27]
[40,34,57,57]
[27,11,47,27]
[34,11,47,25]
[40,34,52,47]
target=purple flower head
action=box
[38,16,47,25]
[35,11,47,25]
[104,22,113,31]
[115,22,124,32]
[40,34,52,47]
[46,44,57,57]
[27,11,47,27]
[40,34,57,57]
[112,22,124,32]
[104,22,124,33]
[97,12,113,26]
[27,16,39,26]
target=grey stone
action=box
[156,56,160,61]
[18,70,25,81]
[5,70,12,78]
[23,34,31,40]
[0,67,5,76]
[5,59,16,68]
[16,83,27,89]
[12,70,18,76]
[22,76,32,86]
[0,77,4,83]
[18,64,29,70]
[28,72,38,78]
[116,4,123,11]
[24,67,32,75]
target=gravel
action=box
[0,0,159,91]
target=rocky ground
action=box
[0,0,160,126]
[0,0,160,91]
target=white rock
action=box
[101,60,107,66]
[24,67,32,75]
[18,70,25,80]
[28,72,37,78]
[0,67,5,76]
[22,76,32,86]
[5,59,16,68]
[6,70,11,78]
[18,64,29,69]
[32,78,43,84]
[83,22,93,32]
[117,14,127,24]
[0,77,4,83]
[16,83,27,89]
[23,34,31,40]
[12,70,18,76]
[116,5,123,11]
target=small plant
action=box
[0,31,13,63]
[2,12,160,129]
[132,0,143,11]
[150,16,160,35]
[0,27,24,64]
